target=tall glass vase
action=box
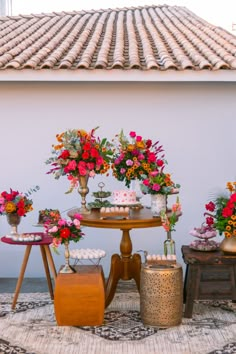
[129,179,143,204]
[60,239,75,274]
[6,213,21,239]
[164,231,176,257]
[77,174,90,214]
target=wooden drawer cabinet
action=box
[181,246,236,318]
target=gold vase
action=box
[6,213,21,238]
[77,174,90,214]
[60,240,75,274]
[219,236,236,254]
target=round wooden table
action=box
[68,207,181,307]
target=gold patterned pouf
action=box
[140,263,183,328]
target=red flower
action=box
[17,208,26,216]
[90,148,99,158]
[206,216,214,226]
[222,207,233,218]
[60,228,71,239]
[157,159,164,167]
[205,201,215,212]
[146,139,152,148]
[59,150,70,159]
[82,151,89,160]
[230,193,236,203]
[147,152,156,163]
[83,142,91,151]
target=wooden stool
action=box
[54,265,105,326]
[182,245,236,318]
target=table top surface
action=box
[1,233,53,246]
[181,245,236,263]
[68,207,182,230]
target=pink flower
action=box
[138,154,145,160]
[74,213,82,220]
[58,219,67,226]
[52,238,62,248]
[78,165,87,175]
[73,218,81,228]
[49,226,58,233]
[120,168,126,174]
[89,170,96,177]
[152,184,161,191]
[129,131,136,138]
[136,135,142,142]
[67,160,77,171]
[143,179,150,186]
[87,162,95,170]
[126,159,133,166]
[150,170,158,177]
[147,152,156,163]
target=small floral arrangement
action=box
[46,127,114,193]
[141,171,180,195]
[0,189,33,216]
[47,214,84,249]
[160,197,181,232]
[204,181,236,238]
[112,130,165,188]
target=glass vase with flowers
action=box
[160,197,181,257]
[46,127,114,214]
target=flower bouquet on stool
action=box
[45,127,114,214]
[46,213,84,273]
[0,188,33,238]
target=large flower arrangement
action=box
[46,127,114,192]
[47,213,84,249]
[204,181,236,238]
[0,189,33,216]
[112,130,165,188]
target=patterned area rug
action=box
[0,293,236,354]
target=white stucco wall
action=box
[0,81,235,278]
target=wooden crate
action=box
[54,265,105,326]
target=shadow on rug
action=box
[0,293,236,354]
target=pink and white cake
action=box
[113,190,137,205]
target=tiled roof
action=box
[0,5,236,71]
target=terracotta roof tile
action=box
[0,5,235,70]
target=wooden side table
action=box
[181,245,236,318]
[1,233,57,309]
[54,265,105,326]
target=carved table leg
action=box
[105,228,141,307]
[105,254,123,307]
